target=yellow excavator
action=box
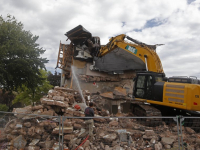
[65,25,200,120]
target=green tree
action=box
[0,89,15,111]
[0,104,9,111]
[47,71,61,86]
[13,69,53,105]
[0,15,48,91]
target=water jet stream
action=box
[71,66,86,104]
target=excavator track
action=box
[132,103,162,126]
[132,103,200,132]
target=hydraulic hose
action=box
[74,135,89,150]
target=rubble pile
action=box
[0,87,200,150]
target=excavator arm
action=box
[64,25,164,74]
[97,34,164,73]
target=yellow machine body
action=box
[147,82,200,111]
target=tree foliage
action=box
[0,15,48,91]
[0,89,15,111]
[0,104,9,111]
[47,71,61,87]
[13,69,53,105]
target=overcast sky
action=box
[1,0,200,78]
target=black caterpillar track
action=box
[132,103,162,126]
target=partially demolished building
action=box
[56,25,139,114]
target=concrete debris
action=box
[100,86,128,100]
[154,142,162,150]
[145,130,155,136]
[102,133,117,142]
[109,120,119,127]
[12,105,32,118]
[100,92,114,99]
[185,127,196,134]
[113,87,127,96]
[29,139,40,146]
[161,137,175,145]
[0,86,199,150]
[12,135,27,149]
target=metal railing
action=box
[0,111,199,150]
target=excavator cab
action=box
[133,72,166,100]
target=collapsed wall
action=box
[62,60,136,94]
[57,42,136,93]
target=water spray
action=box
[71,66,86,104]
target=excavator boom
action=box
[98,34,164,73]
[63,25,164,74]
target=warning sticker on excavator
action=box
[125,45,138,54]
